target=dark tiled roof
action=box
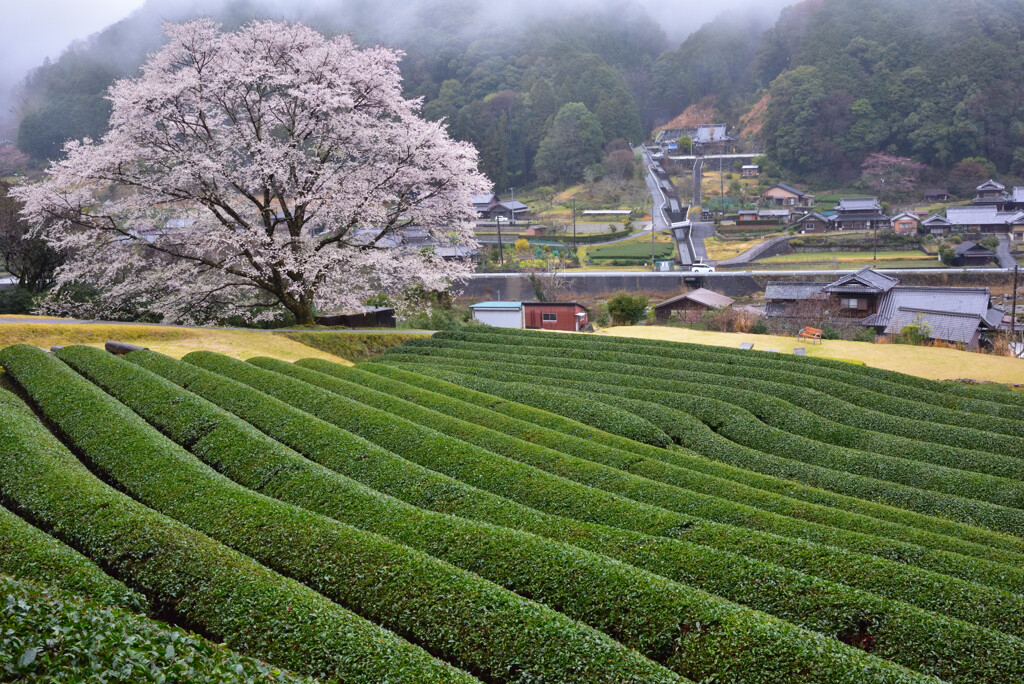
[764,282,830,301]
[921,214,952,226]
[867,286,991,329]
[953,240,995,256]
[836,197,881,212]
[881,308,983,344]
[656,288,734,310]
[770,183,811,198]
[822,267,898,295]
[976,179,1006,191]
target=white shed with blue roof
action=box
[469,301,524,329]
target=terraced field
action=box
[1,328,1023,681]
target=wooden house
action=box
[792,212,832,234]
[654,288,734,323]
[952,241,996,267]
[741,165,760,178]
[921,214,954,235]
[522,302,589,331]
[890,211,920,235]
[972,179,1010,209]
[923,189,952,202]
[761,184,815,208]
[831,197,889,232]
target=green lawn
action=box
[588,240,674,261]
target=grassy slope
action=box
[597,326,1024,384]
[0,318,350,363]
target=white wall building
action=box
[469,301,524,328]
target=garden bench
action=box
[797,326,822,344]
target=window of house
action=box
[840,298,862,309]
[542,313,558,322]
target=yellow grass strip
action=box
[0,322,352,364]
[597,325,1024,384]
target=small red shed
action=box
[523,302,589,331]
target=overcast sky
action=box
[0,0,790,136]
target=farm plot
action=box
[1,331,1023,682]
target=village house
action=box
[952,241,996,267]
[792,211,832,234]
[741,164,760,178]
[761,183,815,208]
[1013,223,1024,244]
[921,214,954,235]
[654,288,734,323]
[971,179,1010,208]
[472,194,529,223]
[923,189,952,203]
[764,266,1004,349]
[831,197,889,232]
[470,301,589,331]
[889,211,921,235]
[945,206,1024,234]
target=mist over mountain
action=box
[11,0,1024,184]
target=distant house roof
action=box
[655,288,734,310]
[757,209,791,218]
[164,218,195,229]
[821,266,899,295]
[472,194,497,207]
[945,206,1024,225]
[694,124,731,144]
[835,197,881,212]
[794,211,831,224]
[522,301,588,309]
[741,164,760,170]
[890,211,920,222]
[921,214,953,226]
[977,179,1006,191]
[470,301,522,310]
[765,183,813,198]
[953,240,996,256]
[763,282,830,301]
[923,188,950,198]
[494,200,529,212]
[881,309,986,344]
[862,286,992,329]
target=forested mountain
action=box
[759,0,1024,182]
[14,0,1024,186]
[14,0,659,189]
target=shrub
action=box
[979,236,1000,250]
[0,351,466,684]
[0,576,312,683]
[57,346,952,684]
[0,502,143,612]
[37,345,678,684]
[282,331,429,361]
[853,327,877,342]
[751,319,769,335]
[821,324,842,340]
[607,292,649,325]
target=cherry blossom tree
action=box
[860,153,925,199]
[13,19,489,324]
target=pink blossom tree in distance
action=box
[14,19,489,324]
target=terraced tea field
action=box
[2,328,1024,682]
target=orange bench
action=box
[797,326,823,344]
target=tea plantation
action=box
[1,327,1023,682]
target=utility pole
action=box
[508,187,516,226]
[651,202,656,271]
[875,179,884,266]
[496,212,504,267]
[572,197,577,251]
[1012,264,1019,346]
[719,154,725,217]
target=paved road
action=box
[997,235,1019,269]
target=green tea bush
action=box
[0,576,313,683]
[360,361,1024,560]
[178,353,1024,639]
[57,346,959,684]
[25,345,680,684]
[0,349,470,684]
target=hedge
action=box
[385,350,1024,538]
[281,331,429,361]
[1,576,313,683]
[306,359,1024,572]
[23,346,681,684]
[399,339,1024,486]
[0,346,472,684]
[435,327,1024,414]
[422,334,1024,463]
[359,361,1024,560]
[0,499,143,612]
[58,346,968,683]
[435,329,1024,440]
[170,352,1024,639]
[382,358,1024,590]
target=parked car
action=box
[689,262,715,273]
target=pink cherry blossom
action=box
[13,19,489,324]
